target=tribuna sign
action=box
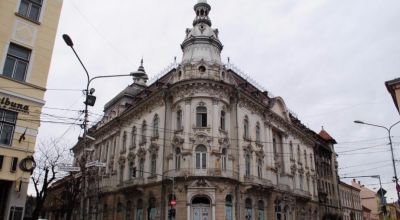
[0,97,30,113]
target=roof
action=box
[385,78,400,113]
[362,205,371,212]
[339,181,361,192]
[319,128,337,144]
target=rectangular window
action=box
[18,0,43,22]
[0,109,18,146]
[11,157,18,172]
[9,206,23,220]
[0,155,4,170]
[2,43,31,81]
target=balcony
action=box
[163,168,239,180]
[294,189,312,201]
[243,175,273,188]
[123,177,145,187]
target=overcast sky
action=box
[32,0,400,201]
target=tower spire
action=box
[193,0,212,26]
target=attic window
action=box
[178,71,182,78]
[198,66,206,73]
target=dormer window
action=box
[198,66,206,73]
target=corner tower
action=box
[181,0,223,66]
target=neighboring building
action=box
[42,175,81,220]
[352,180,380,220]
[61,1,341,220]
[385,78,400,114]
[314,127,342,219]
[386,203,400,220]
[339,181,362,220]
[0,0,63,219]
[362,206,372,220]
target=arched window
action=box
[131,126,137,148]
[176,109,182,130]
[136,199,143,220]
[245,152,251,177]
[175,148,181,171]
[196,106,207,127]
[129,162,136,179]
[148,197,156,220]
[225,195,233,220]
[221,148,227,171]
[289,141,294,160]
[258,200,265,220]
[122,131,127,152]
[195,145,207,169]
[284,205,290,220]
[256,122,260,143]
[304,150,308,167]
[220,110,226,130]
[152,115,159,138]
[275,200,282,220]
[141,121,147,144]
[299,174,304,190]
[126,201,132,220]
[297,145,301,162]
[150,154,157,176]
[119,165,124,183]
[244,116,249,139]
[245,198,252,220]
[139,158,145,178]
[257,158,262,179]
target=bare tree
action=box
[31,139,71,219]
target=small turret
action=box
[131,59,148,86]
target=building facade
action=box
[0,0,62,219]
[67,1,341,220]
[352,180,380,220]
[339,181,362,220]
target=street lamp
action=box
[354,120,400,203]
[62,34,134,219]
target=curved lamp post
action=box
[354,120,400,203]
[62,34,133,219]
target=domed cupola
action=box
[181,0,223,65]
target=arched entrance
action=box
[191,196,211,220]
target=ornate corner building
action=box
[0,0,63,219]
[64,1,342,220]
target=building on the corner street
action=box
[0,0,63,219]
[47,1,342,220]
[339,181,362,220]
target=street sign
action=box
[170,198,176,206]
[86,160,106,168]
[85,161,97,168]
[59,166,81,172]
